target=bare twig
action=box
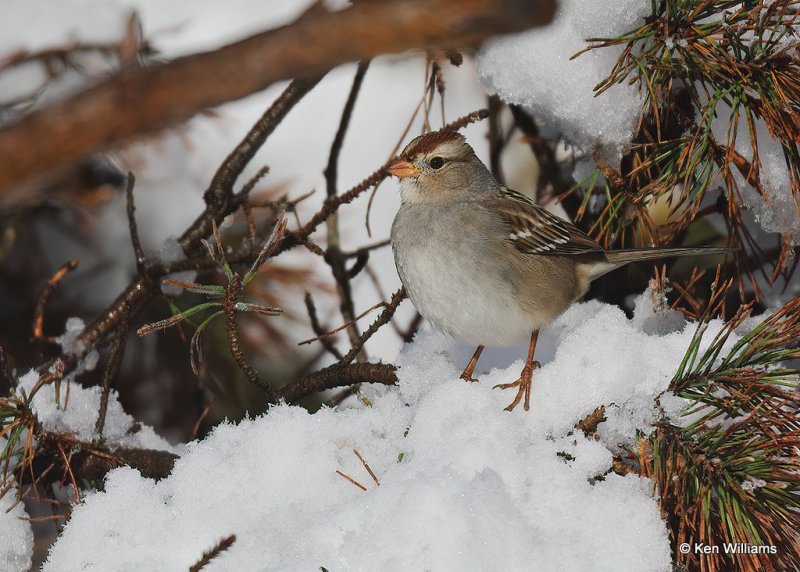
[303,292,344,360]
[397,312,424,343]
[298,301,387,346]
[282,164,391,252]
[238,165,271,199]
[487,95,506,182]
[32,258,79,340]
[125,173,145,273]
[95,304,130,437]
[326,60,371,202]
[340,288,407,365]
[223,274,275,400]
[342,239,391,259]
[181,77,322,254]
[324,60,371,353]
[508,105,569,201]
[442,108,490,132]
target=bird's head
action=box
[387,131,495,204]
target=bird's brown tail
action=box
[603,246,735,266]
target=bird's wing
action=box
[489,187,605,256]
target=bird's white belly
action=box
[392,210,534,346]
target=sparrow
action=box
[388,129,732,411]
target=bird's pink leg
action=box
[459,345,484,382]
[493,331,539,411]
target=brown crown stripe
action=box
[402,130,466,158]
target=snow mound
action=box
[16,369,176,452]
[0,489,33,572]
[477,0,650,156]
[37,295,731,571]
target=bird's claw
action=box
[493,361,538,411]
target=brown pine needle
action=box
[335,470,367,492]
[353,449,380,486]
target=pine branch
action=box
[642,293,800,571]
[568,0,800,288]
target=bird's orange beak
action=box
[387,158,419,178]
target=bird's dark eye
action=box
[429,156,445,170]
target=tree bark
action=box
[0,0,555,197]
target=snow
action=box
[0,488,33,572]
[706,98,799,239]
[15,369,176,452]
[35,292,746,571]
[477,0,651,158]
[630,279,686,336]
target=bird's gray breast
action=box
[390,203,534,346]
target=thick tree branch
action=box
[30,430,180,482]
[278,362,398,403]
[0,0,555,196]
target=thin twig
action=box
[223,274,275,400]
[183,76,323,255]
[508,104,569,201]
[341,288,406,365]
[125,173,145,273]
[298,301,387,345]
[396,311,423,343]
[238,165,271,198]
[326,60,370,202]
[95,303,130,437]
[342,239,391,258]
[324,60,372,356]
[442,108,489,132]
[32,258,79,340]
[192,401,214,438]
[303,292,344,360]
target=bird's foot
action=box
[459,372,480,383]
[493,361,540,411]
